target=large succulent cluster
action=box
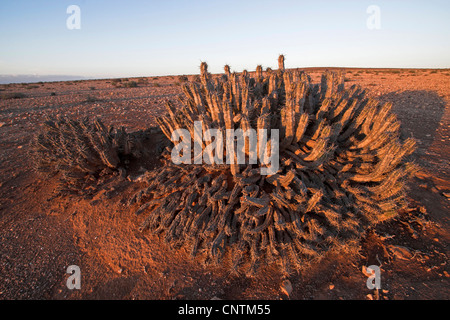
[129,56,416,275]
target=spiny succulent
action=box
[31,116,159,196]
[129,55,417,276]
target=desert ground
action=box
[0,68,449,300]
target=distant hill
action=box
[0,74,89,84]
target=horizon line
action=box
[1,66,449,84]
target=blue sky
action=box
[0,0,449,78]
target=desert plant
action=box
[85,95,98,103]
[0,92,27,100]
[255,65,263,79]
[30,116,157,196]
[224,65,231,79]
[128,55,416,275]
[111,79,122,87]
[123,81,138,88]
[178,75,189,83]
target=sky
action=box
[0,0,449,80]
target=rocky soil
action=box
[0,69,449,300]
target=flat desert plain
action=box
[0,68,449,300]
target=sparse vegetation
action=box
[85,95,98,103]
[123,81,138,88]
[111,79,122,87]
[137,78,148,85]
[178,75,189,82]
[0,92,27,100]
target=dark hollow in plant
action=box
[129,56,417,275]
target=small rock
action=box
[329,284,335,290]
[0,122,5,127]
[210,296,222,300]
[373,289,380,300]
[280,279,293,297]
[362,265,373,277]
[388,245,413,260]
[90,199,101,206]
[366,293,374,300]
[443,192,450,199]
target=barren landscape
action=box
[0,68,449,300]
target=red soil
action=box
[0,69,449,299]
